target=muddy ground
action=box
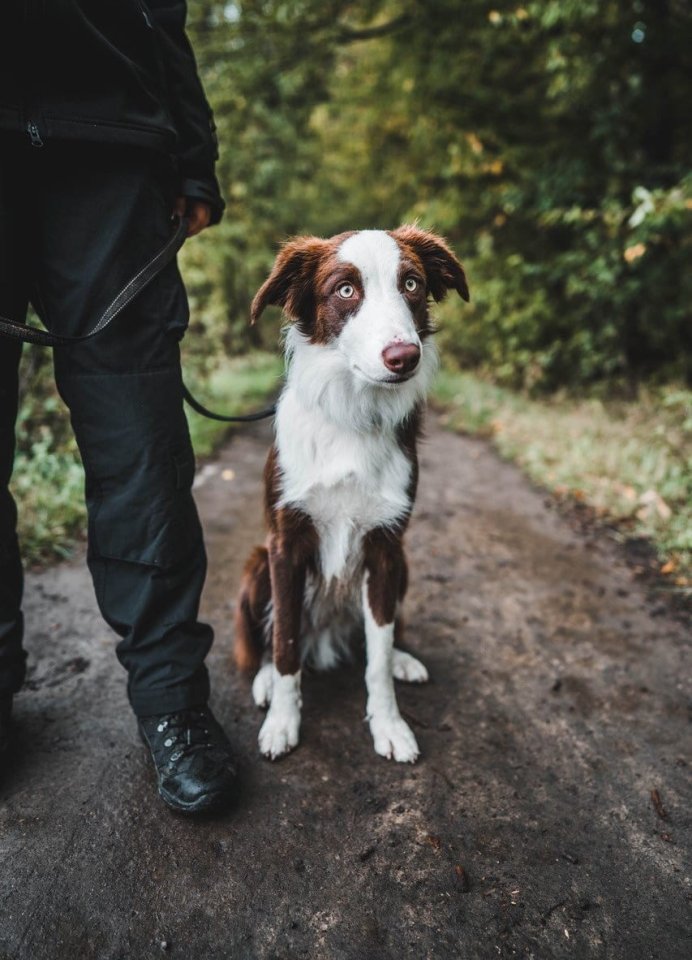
[0,415,690,960]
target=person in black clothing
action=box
[0,1,238,813]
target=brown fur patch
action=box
[390,225,470,303]
[311,256,364,344]
[263,445,319,675]
[363,528,407,627]
[268,516,317,675]
[397,405,423,506]
[251,232,355,341]
[234,546,271,673]
[396,253,434,338]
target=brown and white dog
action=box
[234,226,469,762]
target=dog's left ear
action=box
[251,236,330,327]
[391,225,470,303]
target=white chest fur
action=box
[276,389,412,582]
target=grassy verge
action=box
[14,351,283,567]
[431,370,692,591]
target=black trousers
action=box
[0,135,213,716]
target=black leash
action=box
[182,383,276,423]
[0,215,276,423]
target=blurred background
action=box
[15,0,691,590]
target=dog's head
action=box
[251,226,469,387]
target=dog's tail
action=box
[234,545,271,673]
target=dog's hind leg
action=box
[234,545,271,675]
[392,647,429,683]
[252,660,274,708]
[390,560,428,683]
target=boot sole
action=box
[158,783,234,815]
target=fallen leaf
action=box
[650,788,669,821]
[466,132,484,155]
[660,560,677,575]
[637,489,672,521]
[624,243,646,262]
[454,864,470,892]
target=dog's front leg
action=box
[362,535,419,763]
[258,532,306,760]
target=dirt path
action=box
[1,415,689,960]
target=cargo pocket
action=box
[90,449,201,569]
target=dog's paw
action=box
[252,662,274,708]
[369,714,420,763]
[392,649,429,683]
[258,707,300,760]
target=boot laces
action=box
[155,709,212,759]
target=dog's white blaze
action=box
[362,574,419,763]
[337,230,422,384]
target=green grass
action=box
[432,370,692,589]
[14,351,283,567]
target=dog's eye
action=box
[404,277,419,293]
[337,283,355,299]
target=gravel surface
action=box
[1,414,690,960]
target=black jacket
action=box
[0,0,224,223]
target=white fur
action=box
[278,324,438,437]
[392,649,429,683]
[258,667,302,759]
[252,661,274,707]
[362,574,419,763]
[253,646,428,701]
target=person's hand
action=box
[174,197,212,237]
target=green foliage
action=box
[180,0,692,390]
[14,352,87,565]
[433,370,692,583]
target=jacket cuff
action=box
[181,177,225,226]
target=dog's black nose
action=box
[382,342,421,376]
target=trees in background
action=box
[184,0,691,391]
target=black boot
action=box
[139,705,239,814]
[0,696,12,754]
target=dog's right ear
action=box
[251,237,330,327]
